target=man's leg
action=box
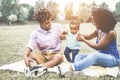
[43,53,63,68]
[30,52,47,67]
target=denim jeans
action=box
[64,47,79,63]
[73,52,119,71]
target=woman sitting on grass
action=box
[72,8,119,71]
[59,8,120,77]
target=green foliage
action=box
[99,2,109,10]
[28,7,35,20]
[115,1,120,21]
[17,4,34,22]
[0,0,19,22]
[35,0,45,10]
[0,0,34,24]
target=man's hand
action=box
[24,56,34,67]
[60,30,68,40]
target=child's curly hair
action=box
[33,8,52,24]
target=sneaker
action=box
[31,66,47,77]
[24,66,47,77]
[58,65,71,77]
[24,67,31,77]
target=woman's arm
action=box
[77,30,96,41]
[80,30,115,50]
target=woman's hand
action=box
[77,33,85,41]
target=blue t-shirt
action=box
[96,30,119,59]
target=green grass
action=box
[0,22,120,80]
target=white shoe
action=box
[58,65,71,77]
[24,67,31,77]
[24,66,47,77]
[31,66,47,77]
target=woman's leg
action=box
[73,52,119,71]
[64,47,72,62]
[74,53,88,63]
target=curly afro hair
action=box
[92,8,117,32]
[33,8,52,24]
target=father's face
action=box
[41,18,52,31]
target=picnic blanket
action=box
[0,60,119,77]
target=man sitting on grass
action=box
[23,8,64,77]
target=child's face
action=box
[70,24,79,34]
[40,18,52,31]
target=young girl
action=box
[63,17,81,63]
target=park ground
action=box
[0,21,120,80]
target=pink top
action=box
[26,23,62,52]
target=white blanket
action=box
[0,60,119,77]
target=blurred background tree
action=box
[115,1,120,21]
[0,0,120,25]
[0,0,19,23]
[64,2,73,20]
[46,0,59,20]
[35,0,45,10]
[99,2,109,10]
[0,0,34,24]
[77,3,92,23]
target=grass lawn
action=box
[0,22,120,80]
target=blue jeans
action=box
[64,47,79,63]
[73,52,119,71]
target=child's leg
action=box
[71,49,79,63]
[64,47,72,62]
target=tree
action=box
[99,2,109,10]
[35,0,45,10]
[46,1,59,20]
[1,0,19,23]
[77,3,92,23]
[18,3,34,22]
[64,2,73,20]
[17,5,28,23]
[115,1,120,21]
[89,1,97,9]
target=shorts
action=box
[30,51,61,64]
